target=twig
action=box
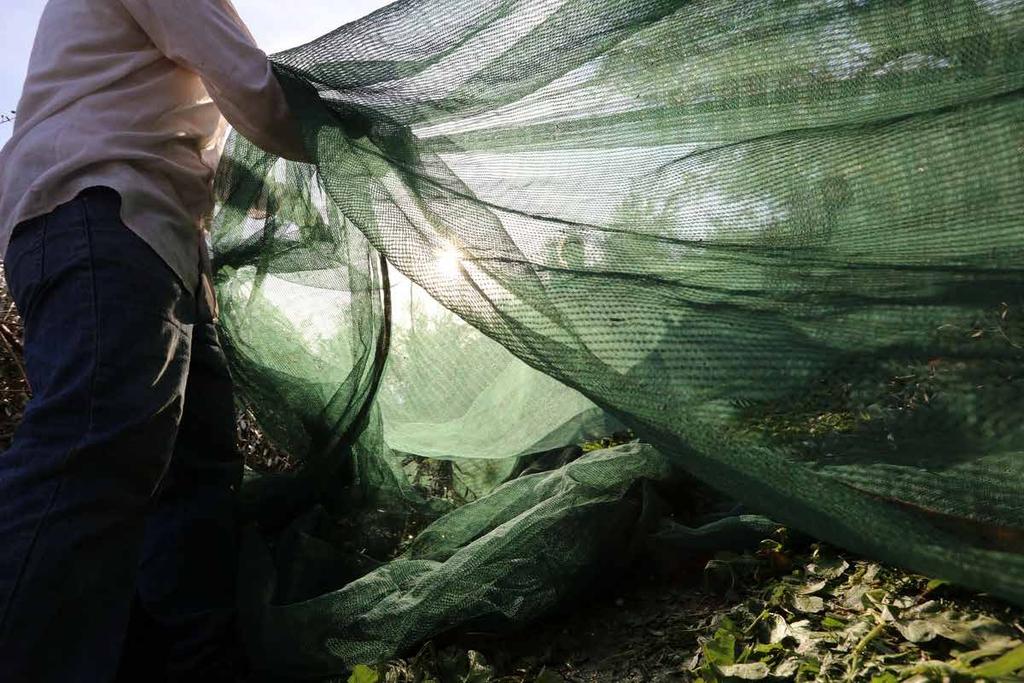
[852,621,887,657]
[0,323,27,386]
[846,619,888,681]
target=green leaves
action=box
[970,644,1024,678]
[806,557,849,581]
[869,674,899,683]
[689,543,1024,682]
[717,661,770,680]
[347,664,380,683]
[355,543,1021,683]
[702,621,739,666]
[790,594,825,614]
[886,601,1013,647]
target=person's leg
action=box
[0,188,196,683]
[119,319,244,682]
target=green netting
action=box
[211,0,1024,677]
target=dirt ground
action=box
[452,570,743,682]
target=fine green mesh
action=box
[212,0,1024,677]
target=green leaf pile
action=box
[689,545,1024,682]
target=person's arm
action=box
[120,0,309,162]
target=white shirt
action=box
[0,0,305,293]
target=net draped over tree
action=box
[210,0,1024,676]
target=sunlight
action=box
[435,244,464,278]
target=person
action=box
[0,0,308,680]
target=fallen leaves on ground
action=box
[687,545,1024,682]
[347,540,1024,683]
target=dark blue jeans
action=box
[0,188,242,682]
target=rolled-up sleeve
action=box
[119,0,308,162]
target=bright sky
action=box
[0,0,393,145]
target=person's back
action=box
[0,2,305,680]
[0,0,303,290]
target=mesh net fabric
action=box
[211,0,1024,676]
